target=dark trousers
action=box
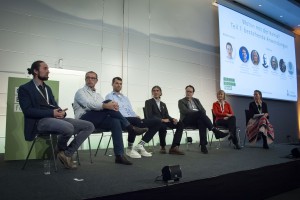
[216,116,238,144]
[183,111,214,146]
[126,117,162,143]
[81,110,130,156]
[159,121,184,148]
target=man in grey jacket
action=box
[178,85,228,154]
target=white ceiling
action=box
[228,0,300,35]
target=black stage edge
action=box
[89,160,300,200]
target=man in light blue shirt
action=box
[106,77,162,159]
[74,71,147,165]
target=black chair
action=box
[183,126,200,150]
[210,110,230,148]
[71,103,112,161]
[22,132,58,172]
[93,128,112,157]
[243,109,251,147]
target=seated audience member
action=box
[145,86,184,155]
[73,71,147,165]
[105,77,162,158]
[246,90,274,149]
[178,85,228,154]
[212,90,241,150]
[18,60,95,169]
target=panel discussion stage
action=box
[1,143,300,200]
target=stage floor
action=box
[0,142,299,200]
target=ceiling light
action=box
[258,4,262,7]
[280,15,283,18]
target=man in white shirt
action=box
[73,71,147,165]
[106,77,162,158]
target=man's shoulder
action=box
[20,80,33,88]
[145,98,154,103]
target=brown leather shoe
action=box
[169,146,185,155]
[115,155,132,165]
[159,147,167,154]
[57,151,77,169]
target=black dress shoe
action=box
[132,126,148,135]
[115,155,132,165]
[212,127,229,139]
[262,134,269,149]
[201,145,208,154]
[234,144,242,150]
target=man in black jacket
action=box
[145,86,184,155]
[18,60,95,169]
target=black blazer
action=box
[145,98,173,121]
[248,101,269,119]
[18,80,59,141]
[178,97,206,121]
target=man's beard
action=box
[38,74,49,81]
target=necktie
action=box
[38,85,47,98]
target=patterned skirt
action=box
[246,116,274,144]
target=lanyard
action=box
[35,84,49,104]
[219,101,224,113]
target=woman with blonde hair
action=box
[212,90,241,149]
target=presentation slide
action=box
[218,4,297,101]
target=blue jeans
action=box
[81,110,129,156]
[37,118,94,157]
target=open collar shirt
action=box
[73,85,105,119]
[105,91,136,117]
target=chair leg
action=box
[73,134,81,166]
[22,137,37,170]
[209,132,214,147]
[94,133,104,157]
[185,130,189,150]
[104,134,112,156]
[49,134,58,172]
[88,136,93,163]
[243,131,247,147]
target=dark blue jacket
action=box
[18,80,59,141]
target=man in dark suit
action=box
[178,85,228,154]
[18,60,95,169]
[145,86,184,155]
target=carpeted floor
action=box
[0,142,299,200]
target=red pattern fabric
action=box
[246,116,274,144]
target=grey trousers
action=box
[37,118,94,157]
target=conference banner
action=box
[5,77,59,160]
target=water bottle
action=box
[43,159,51,175]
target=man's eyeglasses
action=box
[186,90,194,93]
[86,77,97,80]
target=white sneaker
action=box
[133,144,152,157]
[126,148,141,158]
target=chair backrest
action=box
[245,109,251,125]
[143,107,148,119]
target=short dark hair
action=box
[27,60,44,76]
[185,85,195,92]
[85,71,98,79]
[112,77,122,84]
